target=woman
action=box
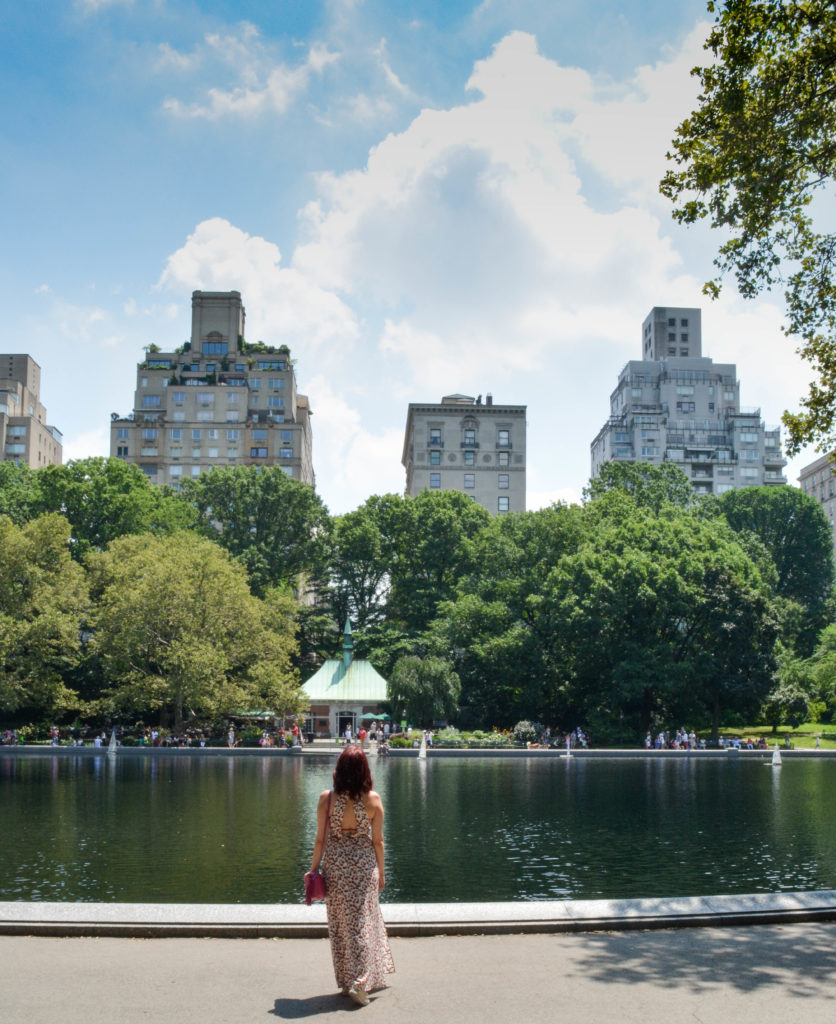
[310,746,394,1006]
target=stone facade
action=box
[0,353,63,468]
[402,393,526,514]
[591,307,787,495]
[799,454,836,564]
[109,291,314,487]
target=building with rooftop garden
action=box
[590,306,787,495]
[109,291,314,487]
[1,353,63,468]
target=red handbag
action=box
[304,791,332,905]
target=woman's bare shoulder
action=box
[365,789,384,810]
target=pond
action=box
[1,752,834,903]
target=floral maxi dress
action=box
[323,792,395,992]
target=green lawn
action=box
[719,722,836,750]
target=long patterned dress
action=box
[323,791,395,992]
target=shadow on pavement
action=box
[570,926,836,998]
[271,994,355,1018]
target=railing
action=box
[495,442,512,450]
[427,439,445,449]
[461,441,480,449]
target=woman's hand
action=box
[378,872,385,892]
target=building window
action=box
[227,447,238,457]
[279,447,293,458]
[681,318,689,327]
[191,466,201,477]
[429,428,442,445]
[269,378,285,390]
[207,447,218,458]
[680,348,689,356]
[267,396,284,408]
[464,428,476,446]
[191,447,201,457]
[227,429,239,440]
[498,474,509,489]
[641,446,660,457]
[676,385,694,396]
[203,341,227,355]
[169,429,182,440]
[464,473,475,489]
[172,410,185,422]
[116,427,130,439]
[723,390,735,401]
[142,395,161,407]
[226,393,239,404]
[196,410,213,421]
[252,429,268,440]
[141,428,158,440]
[497,429,510,447]
[140,465,157,477]
[430,450,441,465]
[615,431,630,442]
[258,361,285,371]
[463,451,475,466]
[497,451,509,467]
[741,468,758,479]
[170,447,181,457]
[116,446,128,458]
[197,393,213,406]
[631,387,643,398]
[280,430,292,441]
[251,447,268,458]
[676,401,695,413]
[169,466,183,477]
[191,429,201,440]
[429,473,441,489]
[743,449,760,460]
[498,496,510,513]
[172,391,185,403]
[226,411,240,422]
[668,318,676,327]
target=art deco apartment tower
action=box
[590,306,787,494]
[1,353,63,467]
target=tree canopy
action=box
[661,0,836,454]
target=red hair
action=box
[333,746,373,800]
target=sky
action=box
[0,0,821,514]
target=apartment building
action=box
[590,307,787,495]
[402,393,526,514]
[799,454,836,563]
[1,353,63,468]
[110,291,314,486]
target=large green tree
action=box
[388,655,461,728]
[35,457,193,559]
[0,514,88,716]
[88,532,303,729]
[714,485,834,652]
[180,465,330,597]
[661,0,836,454]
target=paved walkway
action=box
[3,923,835,1023]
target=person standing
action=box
[309,746,394,1006]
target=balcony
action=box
[495,442,512,450]
[461,441,480,449]
[427,439,445,449]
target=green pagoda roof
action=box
[302,618,388,702]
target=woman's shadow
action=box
[271,994,361,1018]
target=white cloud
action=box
[304,374,404,510]
[62,427,109,462]
[158,218,359,353]
[161,27,339,120]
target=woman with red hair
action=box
[310,745,394,1005]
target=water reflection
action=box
[0,754,834,904]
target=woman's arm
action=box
[309,790,330,873]
[368,791,386,891]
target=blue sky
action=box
[1,0,818,513]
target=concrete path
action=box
[3,924,835,1023]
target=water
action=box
[1,753,834,903]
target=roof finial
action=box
[342,617,353,668]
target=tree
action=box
[661,0,836,454]
[584,461,696,512]
[0,462,39,525]
[35,457,193,559]
[388,655,461,728]
[715,485,834,652]
[88,533,304,729]
[762,646,813,732]
[0,514,88,716]
[180,465,330,597]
